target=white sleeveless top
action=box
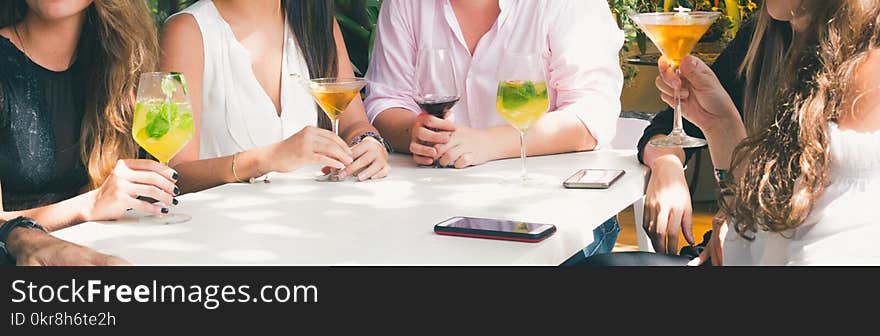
[724,123,880,265]
[172,0,317,159]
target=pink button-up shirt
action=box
[364,0,624,146]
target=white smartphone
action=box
[563,169,625,189]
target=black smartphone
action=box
[563,169,625,189]
[434,217,557,243]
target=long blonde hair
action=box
[725,0,880,236]
[1,0,159,189]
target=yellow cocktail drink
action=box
[640,21,714,66]
[309,88,361,121]
[496,80,549,133]
[132,99,194,163]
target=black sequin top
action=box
[0,35,88,211]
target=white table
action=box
[55,151,648,265]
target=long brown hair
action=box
[284,0,338,130]
[725,0,880,237]
[1,0,159,189]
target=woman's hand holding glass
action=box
[335,137,390,181]
[656,55,740,134]
[262,125,353,174]
[83,159,179,221]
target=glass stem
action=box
[519,131,527,180]
[672,67,685,136]
[332,119,341,176]
[158,161,170,217]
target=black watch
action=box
[0,217,47,264]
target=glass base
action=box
[498,174,556,188]
[140,213,191,224]
[649,133,707,149]
[315,171,348,182]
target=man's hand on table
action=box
[7,227,131,266]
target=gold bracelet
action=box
[231,152,253,184]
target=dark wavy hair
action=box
[284,0,338,131]
[725,0,880,237]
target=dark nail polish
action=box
[172,172,179,181]
[161,208,170,214]
[137,196,159,204]
[173,187,180,196]
[172,198,179,206]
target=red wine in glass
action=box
[416,95,460,118]
[414,49,458,167]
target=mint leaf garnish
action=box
[161,76,176,99]
[176,112,193,130]
[171,72,189,96]
[522,82,537,98]
[145,102,171,139]
[499,82,528,110]
[167,100,179,124]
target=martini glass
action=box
[630,8,720,148]
[303,77,368,182]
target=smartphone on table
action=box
[563,169,625,189]
[434,217,557,243]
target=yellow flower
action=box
[746,0,758,12]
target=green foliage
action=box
[334,0,383,76]
[147,0,190,28]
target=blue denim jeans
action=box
[559,217,620,266]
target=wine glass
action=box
[132,72,195,224]
[413,48,460,167]
[629,8,721,148]
[303,77,368,182]
[495,53,550,183]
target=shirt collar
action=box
[443,0,514,29]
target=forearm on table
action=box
[372,108,418,153]
[484,111,598,160]
[172,147,268,194]
[1,192,96,231]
